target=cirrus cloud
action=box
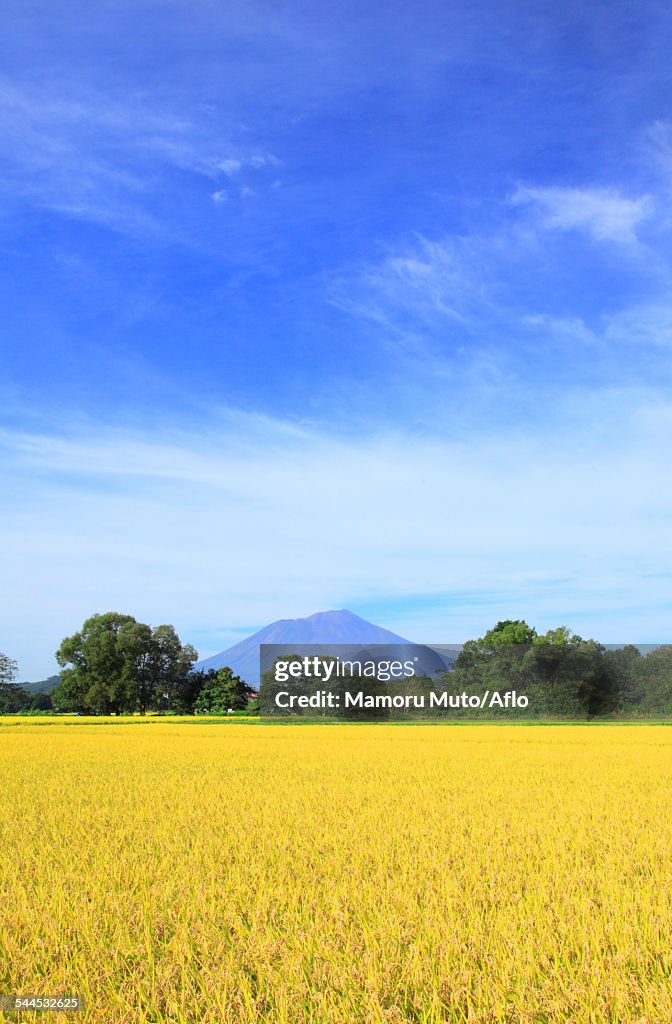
[511,185,652,244]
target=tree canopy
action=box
[451,620,623,717]
[53,612,198,715]
[0,651,18,685]
[0,651,55,713]
[0,651,24,713]
[194,667,251,714]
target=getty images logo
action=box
[273,655,418,684]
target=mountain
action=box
[19,674,61,694]
[197,609,423,685]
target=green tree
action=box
[194,667,251,713]
[0,651,18,685]
[0,651,30,714]
[169,668,208,714]
[603,645,643,712]
[635,646,672,715]
[454,621,540,702]
[29,691,54,712]
[0,687,30,713]
[528,636,616,717]
[147,624,198,713]
[452,621,617,718]
[477,619,539,647]
[54,612,136,714]
[54,612,198,714]
[115,621,198,715]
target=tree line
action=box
[2,615,672,718]
[259,620,672,719]
[0,612,255,715]
[445,620,665,718]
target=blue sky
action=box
[2,0,672,678]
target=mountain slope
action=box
[20,675,61,694]
[197,609,413,684]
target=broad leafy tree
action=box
[54,612,198,714]
[635,645,672,715]
[0,651,18,685]
[194,667,251,713]
[0,651,28,713]
[451,620,620,717]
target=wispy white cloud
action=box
[0,80,280,234]
[328,235,501,378]
[3,393,672,677]
[335,237,477,324]
[216,158,244,176]
[511,185,652,244]
[604,303,672,347]
[328,169,672,402]
[215,153,280,176]
[520,313,598,347]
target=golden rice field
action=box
[1,720,671,1024]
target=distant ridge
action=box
[196,609,412,685]
[18,674,61,694]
